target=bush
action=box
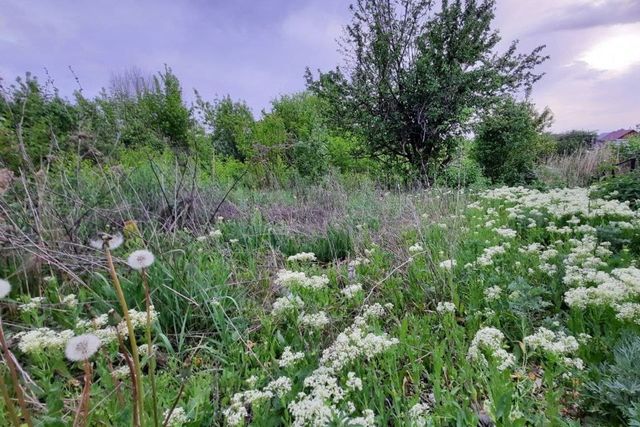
[592,170,640,209]
[585,333,640,424]
[474,98,553,185]
[439,140,488,188]
[552,130,597,155]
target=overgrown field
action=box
[1,176,640,426]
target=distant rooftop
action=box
[597,129,637,142]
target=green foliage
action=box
[552,130,597,155]
[196,94,254,160]
[307,0,547,175]
[585,333,640,424]
[474,98,553,185]
[439,139,488,188]
[0,73,77,170]
[592,170,640,209]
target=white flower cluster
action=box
[224,303,397,426]
[15,328,75,354]
[341,283,363,299]
[408,402,432,427]
[276,269,330,290]
[304,303,397,424]
[299,311,330,329]
[112,365,131,379]
[345,372,362,391]
[74,308,158,345]
[287,252,317,262]
[564,266,640,314]
[467,327,515,371]
[484,286,502,302]
[524,328,579,355]
[475,244,508,267]
[272,294,305,316]
[62,294,78,308]
[348,257,371,267]
[279,346,305,368]
[163,407,189,426]
[436,301,455,314]
[494,227,517,238]
[438,259,456,270]
[223,377,293,425]
[409,243,424,253]
[480,187,638,220]
[20,296,45,311]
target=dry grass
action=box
[536,145,613,187]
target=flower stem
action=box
[0,362,21,427]
[0,315,32,427]
[104,246,144,424]
[73,360,93,427]
[142,269,159,427]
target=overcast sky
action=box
[1,0,639,132]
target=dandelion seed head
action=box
[65,334,101,361]
[90,233,124,250]
[127,249,155,270]
[0,278,11,298]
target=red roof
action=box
[598,129,637,142]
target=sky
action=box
[1,0,639,133]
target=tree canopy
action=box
[307,0,548,177]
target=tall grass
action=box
[536,145,612,187]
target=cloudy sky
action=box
[1,0,639,132]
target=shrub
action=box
[552,130,597,155]
[585,333,640,424]
[592,170,640,209]
[474,98,553,185]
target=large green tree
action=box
[306,0,548,177]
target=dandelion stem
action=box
[142,268,159,427]
[104,245,144,425]
[0,315,33,427]
[0,362,21,427]
[73,360,93,427]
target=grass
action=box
[1,161,640,426]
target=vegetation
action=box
[1,0,639,426]
[473,97,554,185]
[307,0,547,178]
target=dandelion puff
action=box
[90,233,124,250]
[0,278,11,298]
[65,334,101,362]
[127,249,155,270]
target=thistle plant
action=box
[93,233,144,426]
[128,249,159,427]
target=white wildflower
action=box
[279,346,305,368]
[436,301,455,314]
[163,407,189,426]
[299,311,330,329]
[439,259,456,270]
[287,252,317,262]
[342,283,363,299]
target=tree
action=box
[306,0,548,178]
[473,97,553,185]
[196,95,255,161]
